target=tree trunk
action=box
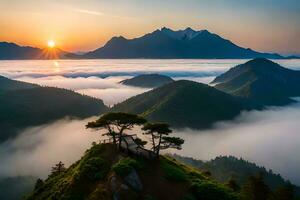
[151,132,156,153]
[156,134,162,157]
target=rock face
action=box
[124,170,143,191]
[120,74,174,88]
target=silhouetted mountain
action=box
[0,75,108,142]
[212,58,300,105]
[0,42,76,59]
[172,154,300,196]
[84,27,283,59]
[120,74,174,88]
[113,80,254,129]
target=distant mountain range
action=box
[84,27,284,59]
[0,42,76,60]
[0,75,108,143]
[120,74,174,88]
[113,80,254,129]
[1,27,300,59]
[212,58,300,105]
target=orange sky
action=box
[1,0,299,55]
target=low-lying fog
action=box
[1,59,300,186]
[1,59,299,105]
[1,101,300,185]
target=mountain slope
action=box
[0,76,108,142]
[212,58,300,105]
[120,74,174,88]
[25,143,238,200]
[0,42,75,59]
[113,80,254,129]
[172,154,300,196]
[84,27,283,59]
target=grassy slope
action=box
[113,80,254,129]
[25,144,238,200]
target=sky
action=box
[0,0,299,55]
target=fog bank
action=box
[1,102,300,185]
[0,117,101,178]
[174,101,300,185]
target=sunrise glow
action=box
[47,40,56,48]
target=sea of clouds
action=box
[0,59,234,105]
[0,102,300,185]
[1,59,300,185]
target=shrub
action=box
[80,157,106,181]
[161,161,187,182]
[112,158,141,177]
[190,181,237,200]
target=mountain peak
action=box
[113,80,251,129]
[120,74,174,88]
[212,58,300,105]
[83,28,284,59]
[160,27,202,40]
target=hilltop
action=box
[113,80,255,129]
[25,143,239,200]
[120,74,174,88]
[212,58,300,105]
[0,75,108,142]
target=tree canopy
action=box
[86,112,147,146]
[143,122,184,156]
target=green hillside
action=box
[0,75,109,142]
[172,154,300,196]
[113,80,255,129]
[212,58,300,105]
[25,143,239,200]
[0,75,38,92]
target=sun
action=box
[47,40,56,48]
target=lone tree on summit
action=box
[51,161,66,176]
[142,122,184,156]
[86,112,146,147]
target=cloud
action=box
[0,117,100,178]
[173,101,300,185]
[0,102,300,186]
[77,87,149,106]
[16,75,149,106]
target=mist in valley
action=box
[1,59,300,187]
[1,101,300,186]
